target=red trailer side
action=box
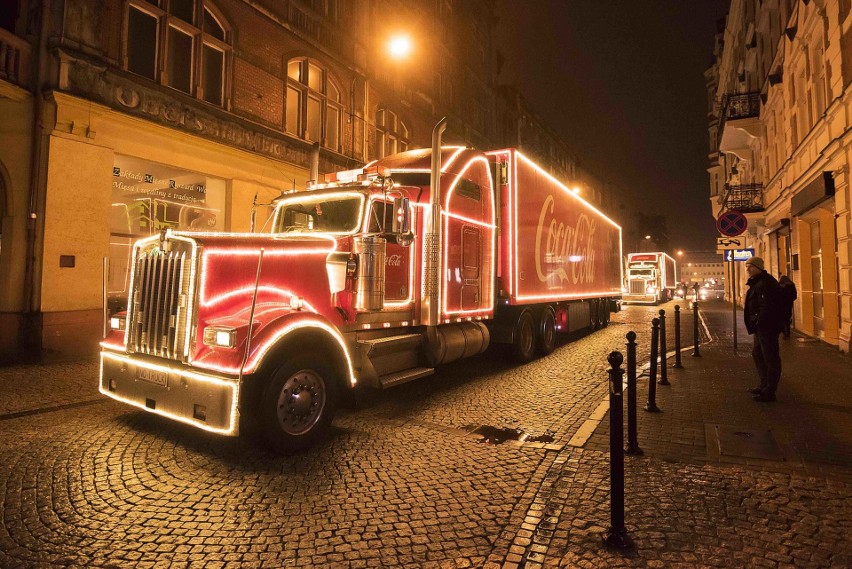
[487,149,623,305]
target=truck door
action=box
[461,226,481,310]
[367,199,412,305]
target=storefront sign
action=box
[62,55,313,166]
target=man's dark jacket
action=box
[744,270,782,334]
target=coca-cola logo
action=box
[386,254,403,267]
[534,195,597,284]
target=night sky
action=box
[494,0,731,252]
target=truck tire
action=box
[512,311,536,363]
[599,299,610,328]
[589,299,600,331]
[259,356,338,453]
[536,308,556,356]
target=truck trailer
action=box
[622,252,677,304]
[100,125,623,452]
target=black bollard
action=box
[604,351,632,549]
[645,318,661,412]
[625,332,643,456]
[692,301,702,357]
[658,309,670,386]
[674,305,683,369]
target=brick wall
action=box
[232,58,284,128]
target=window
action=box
[376,109,409,158]
[286,58,343,152]
[126,1,231,107]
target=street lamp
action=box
[676,250,684,257]
[388,35,412,60]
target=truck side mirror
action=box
[392,197,413,246]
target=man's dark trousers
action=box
[752,328,781,394]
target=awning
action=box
[791,172,835,217]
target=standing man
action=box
[743,257,783,402]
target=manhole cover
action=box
[706,424,784,461]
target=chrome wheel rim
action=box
[276,369,326,436]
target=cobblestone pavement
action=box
[0,302,849,568]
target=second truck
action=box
[100,121,624,452]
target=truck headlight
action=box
[621,286,628,293]
[646,285,657,294]
[203,327,237,348]
[110,316,126,331]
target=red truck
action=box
[100,122,623,452]
[622,252,677,304]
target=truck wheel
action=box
[537,308,556,356]
[512,311,536,363]
[259,356,338,453]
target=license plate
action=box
[137,367,169,387]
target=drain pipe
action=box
[424,118,447,329]
[22,0,51,353]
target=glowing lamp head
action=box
[388,35,412,59]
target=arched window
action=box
[286,58,342,152]
[126,0,231,107]
[375,109,409,158]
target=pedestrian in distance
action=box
[778,275,797,340]
[743,257,784,402]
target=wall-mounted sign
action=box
[723,248,755,262]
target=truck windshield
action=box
[274,195,363,234]
[629,269,655,277]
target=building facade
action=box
[680,251,726,285]
[0,0,626,362]
[707,0,852,351]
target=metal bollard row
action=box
[692,301,702,357]
[658,309,670,386]
[604,351,632,549]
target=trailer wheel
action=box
[589,299,600,331]
[600,300,611,328]
[259,356,338,453]
[537,308,556,356]
[512,311,536,363]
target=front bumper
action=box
[99,351,240,436]
[622,293,658,304]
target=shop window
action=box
[376,109,409,158]
[109,155,226,311]
[125,1,231,107]
[285,58,343,152]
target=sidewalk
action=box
[555,301,852,568]
[588,300,852,477]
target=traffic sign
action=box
[716,236,745,251]
[723,248,755,262]
[717,210,748,237]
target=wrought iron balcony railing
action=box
[722,183,764,213]
[722,92,760,121]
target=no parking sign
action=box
[717,210,747,237]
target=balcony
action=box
[718,92,762,161]
[722,183,764,213]
[0,28,32,96]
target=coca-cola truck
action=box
[622,252,677,304]
[100,123,623,452]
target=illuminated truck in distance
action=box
[99,121,623,453]
[622,252,677,304]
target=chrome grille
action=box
[129,250,190,359]
[629,280,646,295]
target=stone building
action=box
[0,0,624,361]
[707,0,851,351]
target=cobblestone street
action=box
[0,302,850,568]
